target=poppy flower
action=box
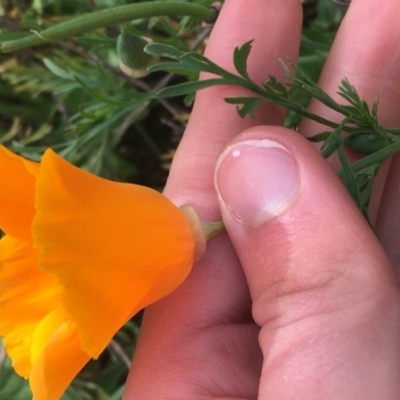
[0,146,214,400]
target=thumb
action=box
[214,126,400,399]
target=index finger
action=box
[164,0,303,217]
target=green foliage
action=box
[0,0,211,181]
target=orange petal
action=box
[33,149,195,358]
[0,235,62,377]
[30,316,90,400]
[0,146,40,240]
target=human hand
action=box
[124,1,400,399]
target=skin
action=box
[124,0,400,399]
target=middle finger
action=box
[299,0,400,225]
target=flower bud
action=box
[117,28,158,78]
[344,133,394,155]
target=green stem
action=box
[1,2,216,53]
[201,221,225,241]
[336,140,400,178]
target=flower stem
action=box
[1,2,216,53]
[201,221,225,241]
[180,205,225,262]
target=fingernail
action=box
[215,138,299,225]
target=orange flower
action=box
[0,146,196,400]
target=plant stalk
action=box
[1,2,216,53]
[337,140,400,178]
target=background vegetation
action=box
[0,0,346,398]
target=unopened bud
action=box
[117,28,158,78]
